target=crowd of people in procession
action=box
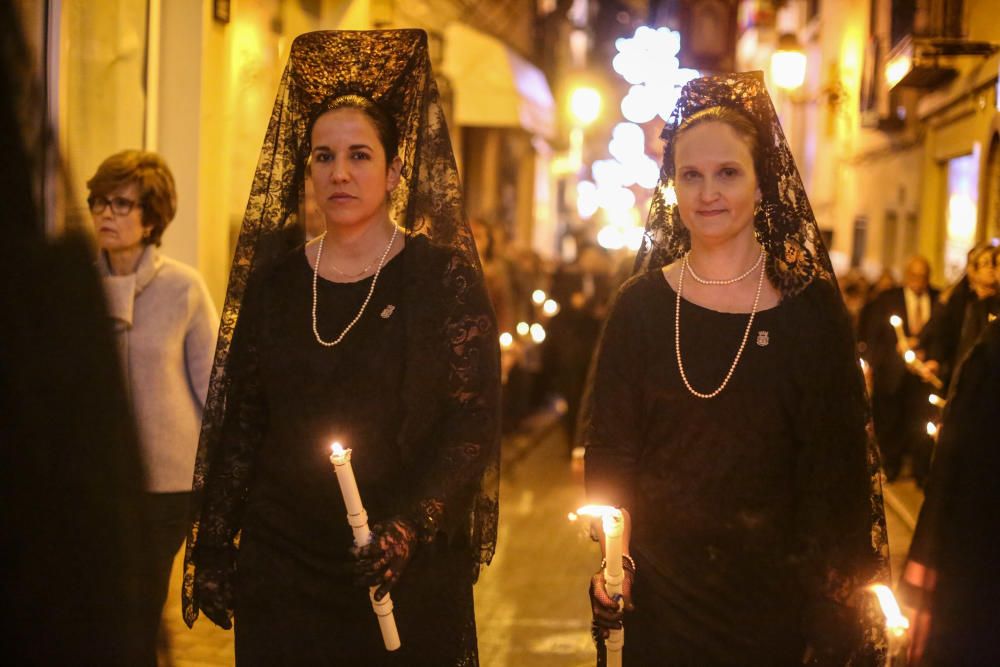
[5,9,1000,666]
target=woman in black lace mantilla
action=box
[583,72,890,666]
[182,30,500,666]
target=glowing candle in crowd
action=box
[542,299,560,316]
[329,442,401,651]
[530,323,547,344]
[532,289,547,305]
[928,394,946,408]
[573,505,626,667]
[926,421,938,438]
[889,315,907,348]
[516,321,531,336]
[869,584,910,654]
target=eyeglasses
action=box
[88,195,142,216]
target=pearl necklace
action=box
[685,249,765,285]
[675,253,765,399]
[311,225,399,347]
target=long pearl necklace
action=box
[675,253,766,399]
[311,225,398,347]
[685,248,764,285]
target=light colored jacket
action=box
[99,246,218,492]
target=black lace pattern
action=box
[182,30,500,632]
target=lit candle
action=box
[329,442,401,651]
[889,315,907,349]
[928,393,946,408]
[869,584,910,656]
[574,505,626,667]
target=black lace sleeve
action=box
[182,280,269,627]
[401,251,502,553]
[582,278,645,511]
[790,281,884,663]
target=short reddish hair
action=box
[86,150,177,246]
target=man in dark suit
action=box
[860,256,940,483]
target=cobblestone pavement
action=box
[160,420,919,666]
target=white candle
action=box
[869,584,910,656]
[575,505,626,667]
[330,442,401,651]
[889,315,907,349]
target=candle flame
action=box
[889,315,903,327]
[574,504,624,532]
[903,349,916,364]
[331,441,345,456]
[926,421,938,437]
[869,584,910,637]
[928,394,945,408]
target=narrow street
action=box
[161,414,919,667]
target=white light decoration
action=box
[621,84,659,124]
[576,180,600,219]
[635,155,661,189]
[532,289,547,305]
[625,226,646,251]
[597,225,625,250]
[542,299,560,316]
[608,122,646,164]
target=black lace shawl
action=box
[597,71,891,663]
[182,30,500,628]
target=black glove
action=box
[589,556,636,641]
[193,544,235,630]
[353,517,419,601]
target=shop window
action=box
[852,216,868,268]
[944,152,979,283]
[54,1,150,229]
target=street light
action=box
[771,33,807,91]
[569,86,602,126]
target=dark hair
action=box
[86,150,177,246]
[308,94,400,161]
[674,106,764,181]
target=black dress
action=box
[222,238,481,666]
[903,320,1000,665]
[584,270,878,666]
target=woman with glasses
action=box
[87,149,218,660]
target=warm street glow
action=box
[569,86,602,126]
[771,34,807,91]
[885,53,912,88]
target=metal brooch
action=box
[380,304,396,319]
[756,330,769,347]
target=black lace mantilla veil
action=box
[636,72,891,663]
[182,30,499,627]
